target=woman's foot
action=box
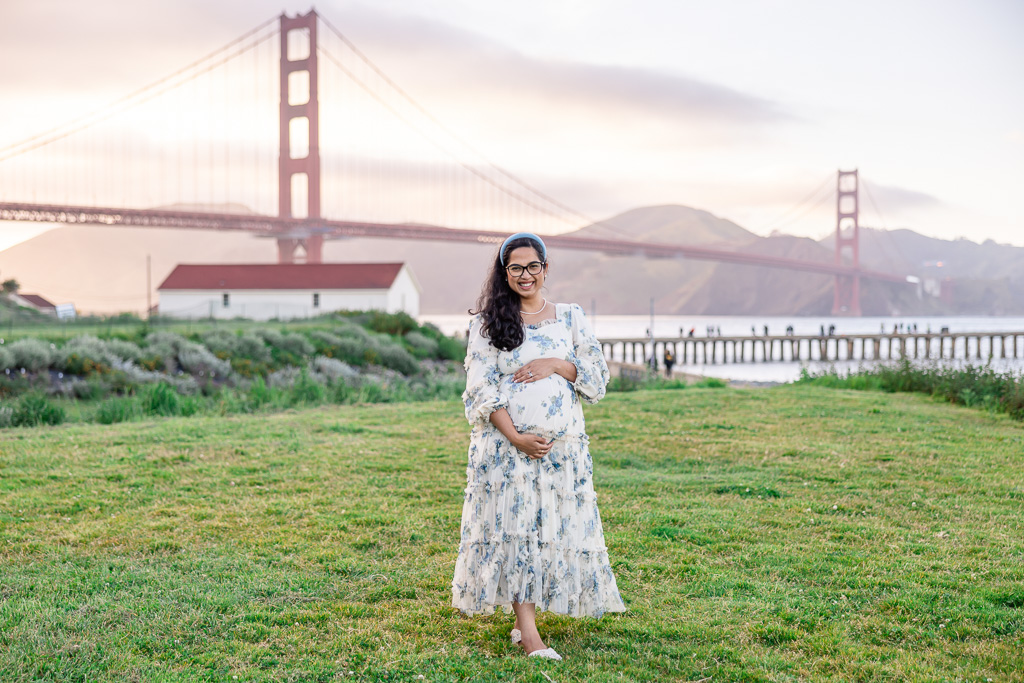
[517,630,551,656]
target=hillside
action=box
[1,205,1022,315]
[820,228,1024,315]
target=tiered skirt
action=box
[451,426,626,618]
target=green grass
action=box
[1,386,1022,681]
[798,360,1024,421]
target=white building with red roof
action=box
[157,263,420,320]
[10,293,58,316]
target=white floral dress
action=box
[451,303,626,618]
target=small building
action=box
[10,293,58,316]
[157,263,421,320]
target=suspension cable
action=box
[0,16,279,162]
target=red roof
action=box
[19,294,56,309]
[158,263,405,291]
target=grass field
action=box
[1,385,1022,682]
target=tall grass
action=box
[798,359,1024,420]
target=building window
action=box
[313,292,320,308]
[222,293,230,307]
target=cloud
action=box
[329,4,793,127]
[861,180,943,213]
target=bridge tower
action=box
[831,169,861,315]
[278,10,323,263]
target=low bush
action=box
[288,369,326,405]
[140,382,182,417]
[365,310,418,337]
[8,338,52,372]
[202,330,271,364]
[96,397,140,424]
[13,394,65,427]
[177,343,232,379]
[797,360,1024,422]
[310,356,357,384]
[332,338,375,367]
[104,339,143,363]
[0,346,14,372]
[437,335,467,362]
[404,331,439,359]
[376,343,420,376]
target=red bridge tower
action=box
[278,10,323,263]
[832,169,862,315]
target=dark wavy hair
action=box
[470,236,546,351]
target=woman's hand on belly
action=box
[513,432,553,460]
[513,358,577,384]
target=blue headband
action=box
[499,232,547,266]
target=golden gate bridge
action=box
[0,9,908,316]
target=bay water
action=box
[420,313,1024,384]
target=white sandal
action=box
[512,627,561,659]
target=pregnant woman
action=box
[451,232,625,660]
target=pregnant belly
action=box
[500,375,576,440]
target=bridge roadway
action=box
[0,201,908,282]
[602,331,1024,365]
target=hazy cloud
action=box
[861,180,943,213]
[332,4,793,126]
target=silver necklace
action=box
[521,298,549,316]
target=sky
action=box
[0,0,1022,251]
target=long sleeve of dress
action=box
[569,303,609,404]
[462,316,508,425]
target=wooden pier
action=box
[601,332,1024,365]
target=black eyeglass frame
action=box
[505,261,547,277]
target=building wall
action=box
[386,266,421,318]
[158,289,393,320]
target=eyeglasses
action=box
[506,261,546,277]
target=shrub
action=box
[202,330,271,363]
[13,393,65,426]
[404,331,439,359]
[177,343,232,378]
[268,366,301,389]
[437,335,467,362]
[145,331,189,352]
[798,360,1024,422]
[8,338,52,372]
[140,382,181,417]
[254,328,285,348]
[357,378,389,403]
[59,352,112,377]
[367,310,418,336]
[332,338,374,367]
[63,336,115,367]
[275,332,315,358]
[333,321,373,343]
[288,369,326,405]
[376,343,420,376]
[331,379,353,404]
[309,331,346,355]
[104,339,143,363]
[62,378,109,401]
[0,405,13,428]
[234,333,272,363]
[0,347,14,371]
[248,375,275,409]
[96,397,140,424]
[310,355,357,384]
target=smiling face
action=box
[504,245,548,306]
